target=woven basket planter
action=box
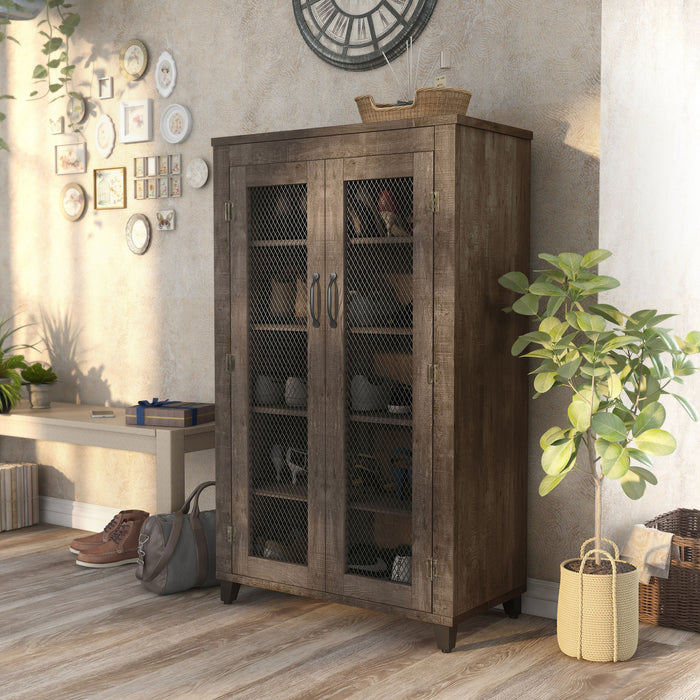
[639,508,700,632]
[355,87,471,123]
[557,539,639,662]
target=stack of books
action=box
[0,463,39,531]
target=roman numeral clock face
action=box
[293,0,437,71]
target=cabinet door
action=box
[325,152,434,612]
[228,159,326,592]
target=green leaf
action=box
[635,429,677,456]
[529,281,565,297]
[48,83,62,93]
[32,65,48,79]
[581,249,613,268]
[42,37,64,54]
[605,372,623,399]
[510,331,551,356]
[498,271,530,294]
[0,137,8,152]
[568,401,591,432]
[534,372,556,394]
[671,393,699,421]
[630,466,657,486]
[512,293,540,316]
[557,357,581,381]
[589,303,625,326]
[539,469,572,496]
[545,295,565,317]
[632,401,666,437]
[620,469,646,499]
[541,439,575,475]
[598,442,630,479]
[540,426,568,449]
[601,335,638,352]
[627,447,655,469]
[591,412,628,441]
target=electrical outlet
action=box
[434,75,446,88]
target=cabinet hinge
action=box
[426,558,438,581]
[227,525,233,545]
[226,354,235,372]
[427,363,438,384]
[429,191,440,213]
[224,200,233,222]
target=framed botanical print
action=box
[120,39,148,81]
[94,167,126,210]
[119,99,153,143]
[55,142,87,175]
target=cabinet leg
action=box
[503,595,522,619]
[220,581,241,605]
[434,624,457,653]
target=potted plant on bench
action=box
[498,249,700,662]
[21,362,57,408]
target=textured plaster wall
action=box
[0,1,601,580]
[599,1,700,544]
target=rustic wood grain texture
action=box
[214,119,531,646]
[1,526,698,699]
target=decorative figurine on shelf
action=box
[378,189,409,237]
[285,447,308,485]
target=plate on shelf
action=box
[160,104,192,144]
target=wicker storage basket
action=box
[355,87,471,123]
[639,508,700,632]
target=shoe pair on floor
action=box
[69,509,149,568]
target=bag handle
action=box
[576,547,619,662]
[579,536,620,560]
[142,481,215,584]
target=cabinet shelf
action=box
[252,405,307,418]
[349,326,412,336]
[349,411,411,427]
[252,481,308,503]
[348,493,411,516]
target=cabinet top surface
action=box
[211,114,532,148]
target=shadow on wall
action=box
[40,308,111,405]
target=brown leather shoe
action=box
[69,510,150,554]
[75,516,148,568]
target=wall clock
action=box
[293,0,437,71]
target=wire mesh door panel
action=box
[343,175,417,602]
[245,179,315,584]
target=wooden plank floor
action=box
[1,525,698,700]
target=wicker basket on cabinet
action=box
[355,87,471,123]
[638,508,700,632]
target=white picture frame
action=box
[119,98,153,143]
[155,51,177,98]
[98,76,114,99]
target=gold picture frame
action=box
[94,167,126,210]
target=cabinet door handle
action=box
[309,273,320,328]
[327,273,338,329]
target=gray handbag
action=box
[135,481,217,595]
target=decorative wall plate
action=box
[160,104,192,144]
[126,214,151,255]
[66,95,86,125]
[59,182,86,221]
[155,51,177,98]
[185,157,208,188]
[94,114,116,158]
[119,39,148,80]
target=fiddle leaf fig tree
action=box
[499,249,700,559]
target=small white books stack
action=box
[0,463,39,531]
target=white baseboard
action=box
[40,496,119,533]
[522,577,559,619]
[39,496,560,618]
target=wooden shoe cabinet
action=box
[212,115,532,651]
